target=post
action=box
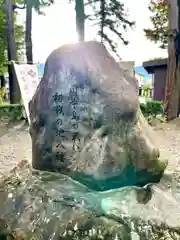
[5,0,21,103]
[164,0,177,119]
[75,0,85,42]
[25,0,33,63]
[0,75,5,88]
[177,0,180,116]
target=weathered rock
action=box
[0,161,180,240]
[29,41,167,191]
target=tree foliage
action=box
[14,0,54,14]
[0,1,7,75]
[86,0,135,57]
[14,0,54,63]
[0,0,24,75]
[144,0,168,49]
[27,0,54,14]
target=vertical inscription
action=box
[52,92,66,153]
[52,88,81,151]
[69,87,80,150]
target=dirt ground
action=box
[153,119,180,174]
[0,120,31,176]
[0,119,180,180]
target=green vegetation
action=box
[0,103,24,120]
[0,87,6,102]
[140,100,163,117]
[69,0,135,56]
[148,57,166,61]
[0,0,24,75]
[142,84,151,98]
[144,0,168,49]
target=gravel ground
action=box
[153,120,180,174]
[0,119,180,179]
[0,120,31,176]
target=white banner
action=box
[13,62,40,123]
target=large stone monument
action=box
[29,41,166,191]
[2,41,180,240]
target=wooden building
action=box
[143,58,167,101]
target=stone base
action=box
[0,161,179,240]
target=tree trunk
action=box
[5,0,21,103]
[164,0,179,120]
[25,0,33,63]
[0,75,5,88]
[100,0,105,42]
[75,0,85,42]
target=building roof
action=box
[143,58,167,74]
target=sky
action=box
[18,0,168,66]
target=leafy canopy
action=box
[144,0,168,49]
[27,0,54,14]
[0,0,54,75]
[0,0,24,75]
[14,0,54,13]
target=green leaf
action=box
[144,0,168,49]
[0,0,24,74]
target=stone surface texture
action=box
[0,161,180,239]
[29,41,166,191]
